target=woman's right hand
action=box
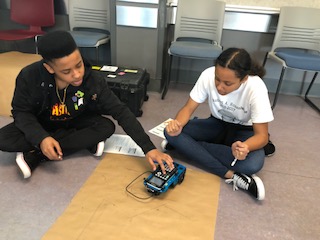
[231,141,249,160]
[165,119,183,136]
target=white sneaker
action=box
[16,151,44,179]
[16,152,31,179]
[93,141,105,157]
[161,140,168,152]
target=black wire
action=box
[125,171,155,200]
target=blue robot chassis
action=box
[144,162,186,195]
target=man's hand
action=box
[145,149,174,173]
[40,136,63,160]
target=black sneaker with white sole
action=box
[16,151,46,179]
[225,172,265,200]
[264,140,275,157]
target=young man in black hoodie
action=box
[0,30,173,178]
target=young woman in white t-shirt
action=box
[163,48,274,200]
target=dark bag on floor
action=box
[99,67,150,117]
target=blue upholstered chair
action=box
[161,0,226,99]
[262,6,320,110]
[68,0,111,65]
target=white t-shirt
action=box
[190,66,274,126]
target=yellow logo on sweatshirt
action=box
[51,103,70,117]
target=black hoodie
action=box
[11,59,155,153]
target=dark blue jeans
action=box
[164,116,265,178]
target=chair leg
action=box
[34,35,41,54]
[96,46,99,65]
[161,54,173,100]
[272,66,286,109]
[262,52,269,67]
[176,56,181,83]
[305,72,318,96]
[304,72,320,112]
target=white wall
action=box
[224,0,320,9]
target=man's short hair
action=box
[37,30,78,62]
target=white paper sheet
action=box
[104,134,145,157]
[100,65,118,72]
[148,118,172,139]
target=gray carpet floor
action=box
[0,84,319,240]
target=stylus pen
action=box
[231,158,237,166]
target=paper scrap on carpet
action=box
[104,134,145,157]
[148,118,172,139]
